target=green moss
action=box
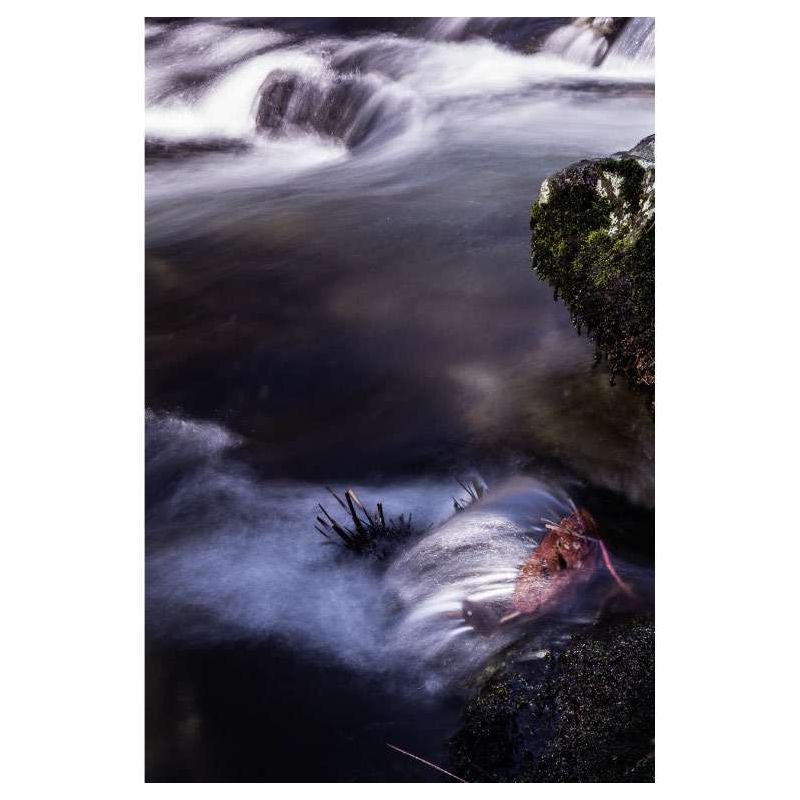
[530,155,654,400]
[596,157,646,209]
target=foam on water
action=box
[145,22,287,103]
[166,22,286,64]
[145,19,653,173]
[146,413,601,690]
[146,49,327,140]
[146,412,454,672]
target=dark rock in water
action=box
[450,615,654,782]
[255,70,300,132]
[530,135,655,402]
[255,69,388,150]
[315,79,379,148]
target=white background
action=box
[2,1,799,795]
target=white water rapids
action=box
[145,18,654,163]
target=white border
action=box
[5,2,798,796]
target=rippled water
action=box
[145,17,654,781]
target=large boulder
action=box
[450,615,655,782]
[530,135,655,401]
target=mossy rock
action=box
[450,615,655,782]
[531,135,655,402]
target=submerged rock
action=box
[451,615,655,782]
[530,135,655,402]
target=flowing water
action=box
[145,17,655,781]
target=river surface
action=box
[145,17,655,781]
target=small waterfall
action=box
[604,17,655,70]
[541,17,617,66]
[384,477,576,681]
[254,68,418,150]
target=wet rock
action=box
[255,69,394,150]
[255,70,302,132]
[451,615,654,782]
[530,135,655,402]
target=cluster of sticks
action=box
[315,488,415,559]
[452,478,487,513]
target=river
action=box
[145,16,655,781]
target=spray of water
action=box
[146,412,635,692]
[603,17,655,75]
[146,411,455,672]
[384,476,575,684]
